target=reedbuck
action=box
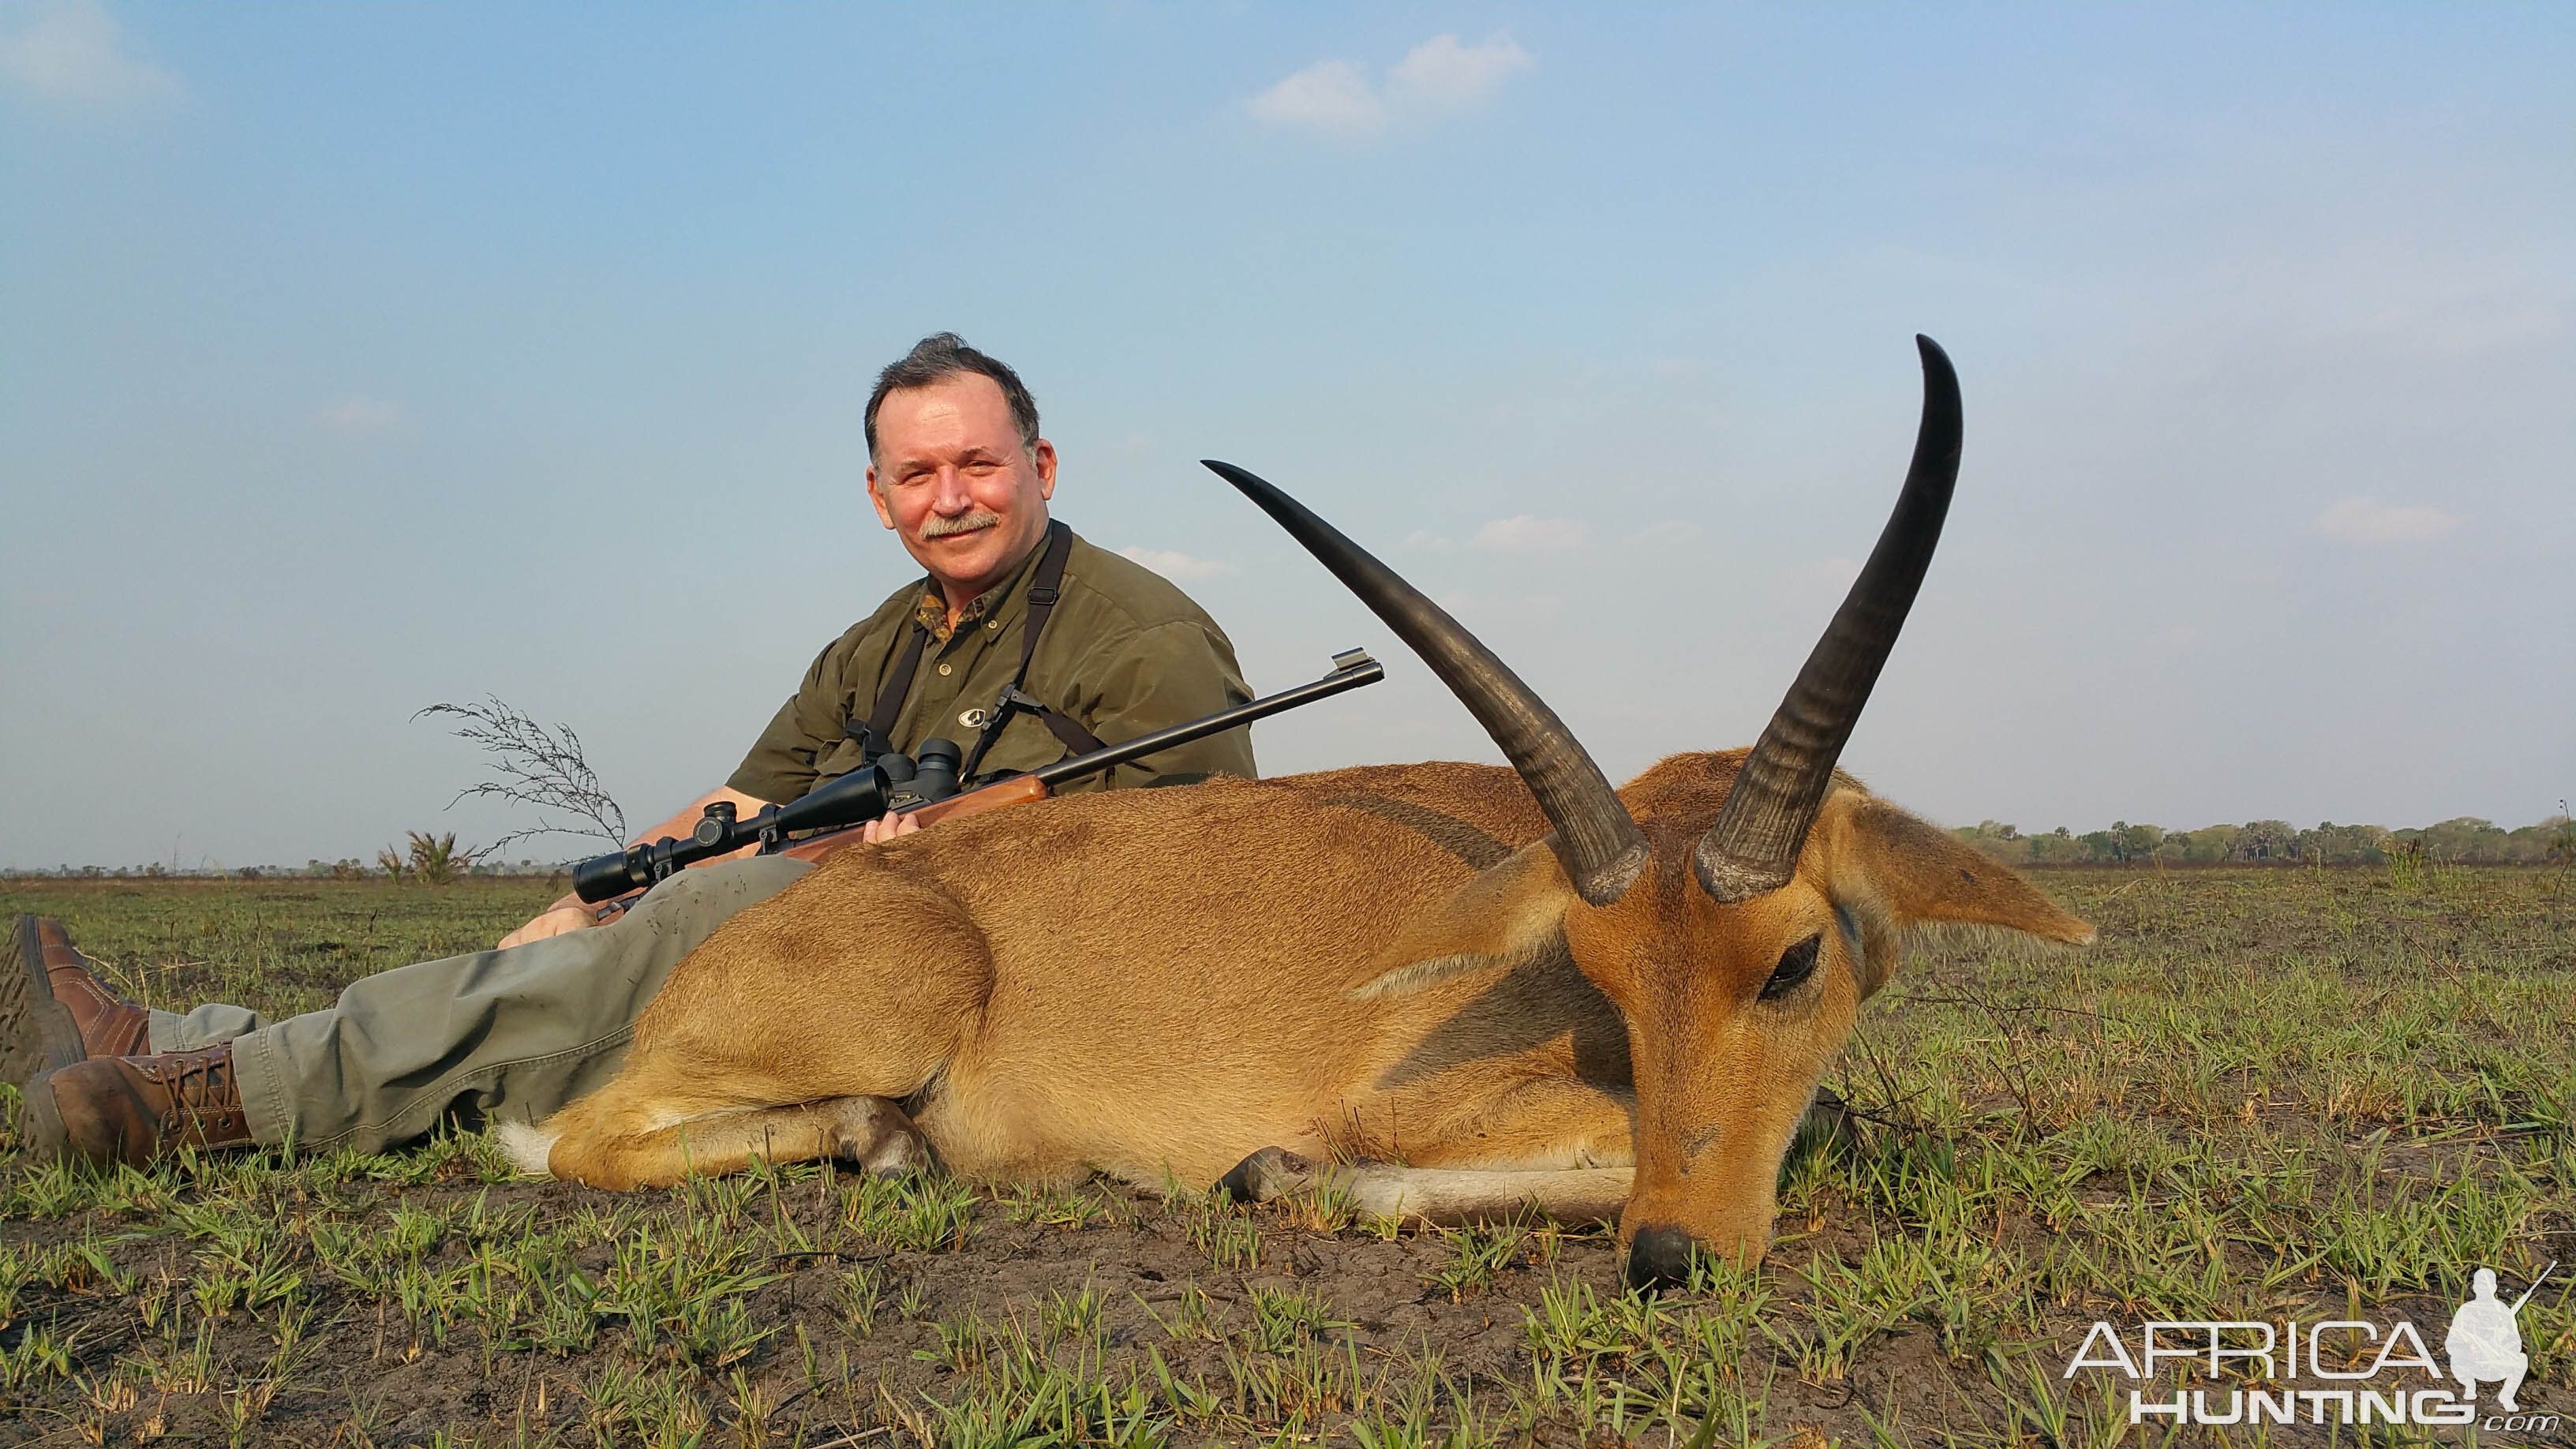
[507,337,2093,1288]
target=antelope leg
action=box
[514,1094,931,1189]
[1219,1148,1631,1227]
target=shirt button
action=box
[937,663,953,676]
[987,620,1000,631]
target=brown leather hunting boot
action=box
[27,918,152,1059]
[23,1043,256,1166]
[4,915,92,1086]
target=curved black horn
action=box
[1693,335,1963,903]
[1205,460,1649,905]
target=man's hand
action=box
[492,785,773,949]
[500,900,598,949]
[860,811,920,845]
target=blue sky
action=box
[5,3,2570,868]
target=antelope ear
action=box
[1349,841,1578,1000]
[1833,796,2096,946]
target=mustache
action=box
[919,511,1003,540]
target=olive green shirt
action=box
[729,527,1256,804]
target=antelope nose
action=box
[1624,1225,1698,1292]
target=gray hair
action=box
[863,333,1041,460]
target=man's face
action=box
[866,373,1058,605]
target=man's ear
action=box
[1032,438,1058,497]
[1349,841,1577,1000]
[864,466,897,530]
[1829,796,2096,946]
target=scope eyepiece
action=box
[906,736,962,806]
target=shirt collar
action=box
[912,524,1056,642]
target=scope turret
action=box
[691,800,736,848]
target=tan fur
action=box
[526,751,2089,1266]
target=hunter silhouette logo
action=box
[2061,1261,2558,1432]
[2450,1264,2550,1413]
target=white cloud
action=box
[0,2,181,110]
[2312,496,2462,546]
[1118,545,1237,581]
[1469,515,1589,555]
[1246,32,1532,139]
[1627,520,1703,549]
[1245,58,1385,137]
[316,397,402,432]
[1386,32,1534,109]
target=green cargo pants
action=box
[148,856,813,1154]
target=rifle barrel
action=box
[1023,652,1382,792]
[2509,1260,2556,1314]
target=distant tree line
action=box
[11,813,2573,878]
[15,857,566,881]
[1953,813,2576,867]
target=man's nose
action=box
[927,466,974,513]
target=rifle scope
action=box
[571,739,964,902]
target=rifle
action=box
[571,647,1383,906]
[2510,1261,2556,1315]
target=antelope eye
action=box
[1761,934,1823,1002]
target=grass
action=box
[0,867,2569,1444]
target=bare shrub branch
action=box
[415,696,628,854]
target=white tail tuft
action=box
[495,1120,562,1178]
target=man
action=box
[8,334,1256,1167]
[2447,1267,2532,1413]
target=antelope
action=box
[503,338,2093,1288]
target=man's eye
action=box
[1760,934,1822,1002]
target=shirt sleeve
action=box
[1053,620,1258,792]
[727,637,858,805]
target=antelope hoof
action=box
[826,1097,932,1178]
[1218,1146,1317,1204]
